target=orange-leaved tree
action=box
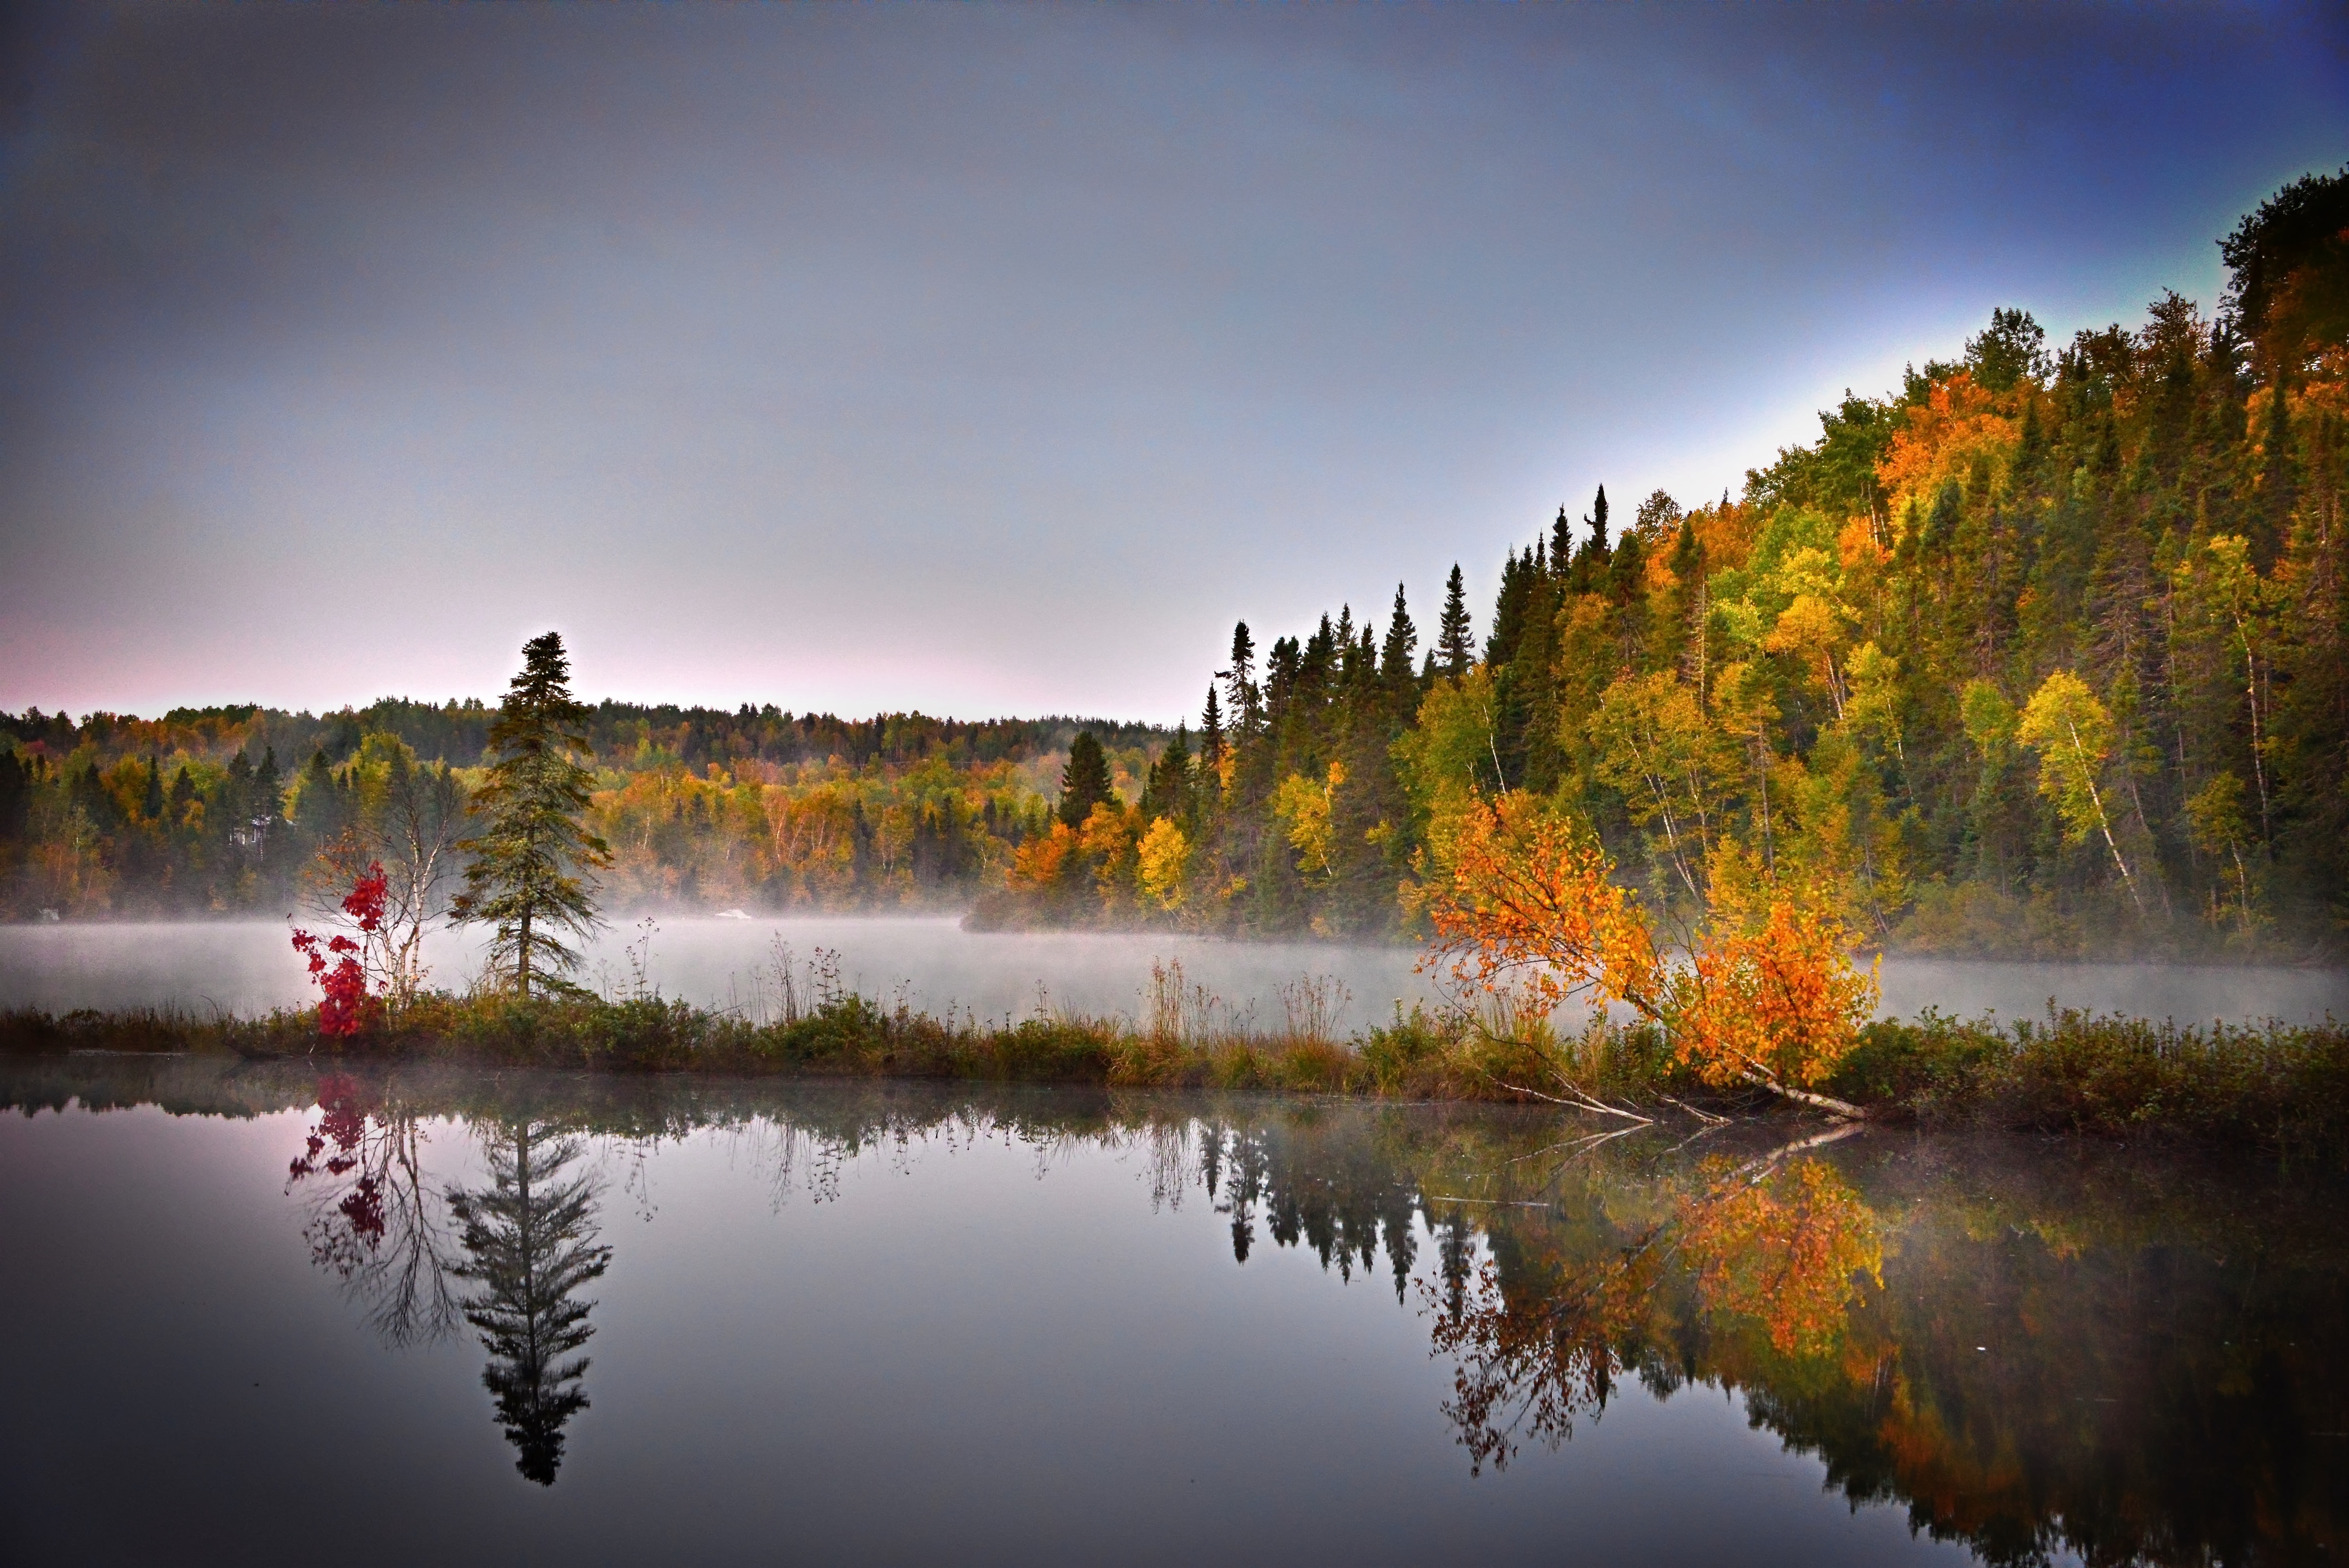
[1422,789,1873,1116]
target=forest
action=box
[4,170,2344,961]
[0,702,1160,919]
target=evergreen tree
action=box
[1485,549,1531,668]
[446,1119,611,1486]
[1224,622,1262,736]
[1199,684,1225,779]
[1141,723,1192,823]
[1379,583,1419,694]
[452,633,611,997]
[1436,564,1475,679]
[1057,731,1114,828]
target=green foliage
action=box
[1057,731,1114,829]
[451,634,612,995]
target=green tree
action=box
[1140,723,1193,825]
[447,1119,611,1486]
[2017,670,2144,915]
[1379,583,1419,697]
[1965,306,2050,392]
[1436,564,1475,679]
[452,633,611,997]
[1058,731,1114,828]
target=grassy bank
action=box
[4,991,2345,1158]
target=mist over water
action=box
[2,917,2342,1029]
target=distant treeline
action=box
[0,701,1164,918]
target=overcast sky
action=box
[3,2,2344,724]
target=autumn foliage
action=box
[1422,789,1875,1108]
[291,862,385,1037]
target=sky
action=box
[2,3,2345,726]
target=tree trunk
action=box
[1742,1068,1870,1121]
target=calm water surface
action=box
[4,1058,2342,1566]
[4,916,2345,1026]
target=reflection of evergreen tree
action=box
[1200,1117,1420,1299]
[447,1121,612,1486]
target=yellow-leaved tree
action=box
[1420,789,1874,1117]
[1136,817,1189,912]
[2015,670,2144,916]
[1271,760,1346,881]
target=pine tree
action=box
[447,1120,611,1486]
[1141,723,1192,823]
[1224,622,1262,736]
[451,633,611,997]
[1485,549,1531,668]
[1379,583,1419,695]
[1436,564,1475,679]
[1200,684,1225,779]
[1057,731,1114,828]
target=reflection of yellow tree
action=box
[1431,1148,1882,1473]
[1679,1156,1883,1357]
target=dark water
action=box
[4,1060,2343,1566]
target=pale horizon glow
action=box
[3,4,2345,724]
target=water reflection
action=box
[286,1075,461,1349]
[447,1121,611,1486]
[21,1057,2340,1562]
[285,1084,610,1484]
[1417,1128,2348,1564]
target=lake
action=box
[5,916,2346,1029]
[4,1057,2342,1565]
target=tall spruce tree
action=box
[452,633,610,997]
[447,1119,611,1486]
[1199,684,1225,778]
[1141,723,1193,823]
[1436,564,1475,679]
[1581,485,1611,569]
[1058,731,1114,828]
[1379,583,1419,695]
[1224,621,1262,736]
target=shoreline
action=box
[5,991,2346,1161]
